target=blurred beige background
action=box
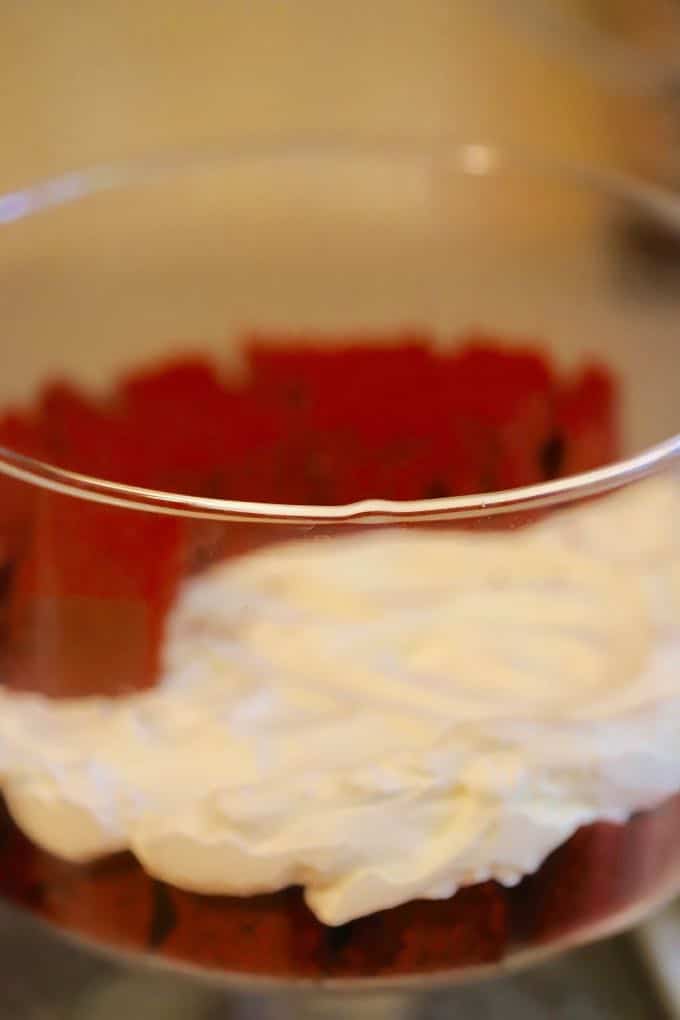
[0,1,629,191]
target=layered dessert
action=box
[0,336,677,978]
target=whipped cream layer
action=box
[1,477,679,925]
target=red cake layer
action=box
[0,795,678,977]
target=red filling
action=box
[0,334,666,978]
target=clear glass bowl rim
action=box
[1,140,679,526]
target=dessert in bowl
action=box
[0,144,678,986]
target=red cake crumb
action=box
[119,357,235,494]
[319,883,508,976]
[438,344,552,494]
[514,794,680,946]
[156,887,324,976]
[38,383,125,478]
[37,856,154,951]
[516,821,625,943]
[555,365,618,476]
[0,816,153,950]
[5,495,184,696]
[0,410,44,557]
[618,792,680,897]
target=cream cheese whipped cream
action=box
[0,477,679,925]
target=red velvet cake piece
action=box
[439,341,556,493]
[38,382,125,477]
[556,365,618,476]
[516,820,627,944]
[248,342,357,504]
[0,409,45,556]
[322,882,508,976]
[613,793,680,907]
[6,494,184,696]
[0,807,153,950]
[159,887,325,976]
[118,356,234,493]
[249,339,441,502]
[39,853,154,951]
[316,341,445,502]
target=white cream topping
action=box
[0,477,679,925]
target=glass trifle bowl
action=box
[0,143,679,1009]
